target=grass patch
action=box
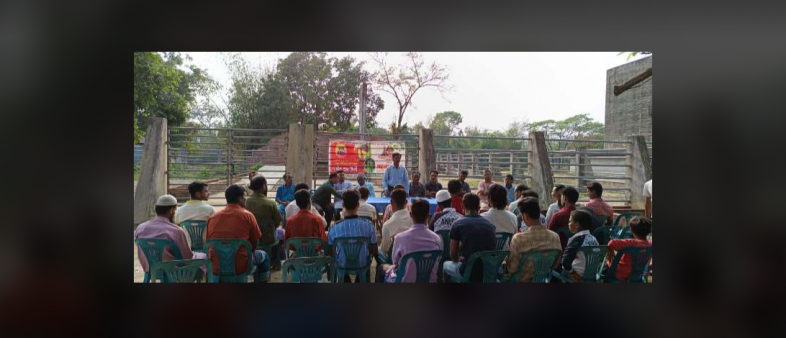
[134,163,141,181]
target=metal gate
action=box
[166,127,288,203]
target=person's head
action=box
[283,173,293,186]
[429,170,439,183]
[552,184,566,205]
[336,170,345,182]
[561,186,579,207]
[294,183,309,192]
[328,172,339,184]
[155,194,178,222]
[586,181,603,199]
[483,169,492,182]
[629,217,652,240]
[249,175,267,194]
[390,188,408,211]
[459,170,468,182]
[357,173,366,186]
[447,179,462,196]
[505,174,513,186]
[521,189,539,199]
[569,210,593,233]
[436,190,452,209]
[248,170,257,181]
[294,189,311,210]
[412,171,421,184]
[341,189,361,214]
[392,152,401,167]
[488,184,508,210]
[225,184,247,208]
[188,181,209,201]
[394,184,405,190]
[514,183,530,199]
[519,197,542,226]
[410,198,430,224]
[462,193,481,214]
[358,186,370,200]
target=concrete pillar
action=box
[577,147,594,188]
[418,128,435,176]
[528,132,555,210]
[286,123,315,186]
[134,117,168,225]
[628,135,652,209]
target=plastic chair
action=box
[360,216,373,222]
[136,238,183,283]
[150,259,215,283]
[204,239,258,283]
[285,237,328,258]
[333,236,372,283]
[604,246,652,283]
[435,229,451,283]
[494,232,513,250]
[180,220,207,252]
[282,257,335,283]
[508,249,561,283]
[450,250,510,283]
[555,227,574,248]
[613,212,643,226]
[393,250,443,283]
[615,226,635,239]
[551,246,608,283]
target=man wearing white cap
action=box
[428,190,463,232]
[134,195,207,281]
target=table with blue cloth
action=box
[334,197,438,215]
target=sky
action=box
[184,52,649,131]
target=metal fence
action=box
[434,134,531,186]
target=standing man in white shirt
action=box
[382,152,409,197]
[644,179,652,219]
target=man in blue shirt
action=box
[328,190,378,282]
[382,152,409,197]
[353,173,376,198]
[275,173,296,220]
[504,174,516,204]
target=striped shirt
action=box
[327,215,377,267]
[507,224,562,282]
[430,208,463,232]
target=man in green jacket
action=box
[312,172,342,229]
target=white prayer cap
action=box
[435,190,452,203]
[156,194,178,206]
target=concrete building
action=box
[605,56,652,143]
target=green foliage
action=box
[134,163,141,181]
[428,111,463,136]
[618,51,652,61]
[524,113,604,150]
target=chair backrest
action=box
[592,226,619,245]
[615,226,635,239]
[510,249,561,283]
[613,212,643,226]
[394,250,443,283]
[151,259,213,283]
[135,238,183,273]
[606,246,652,283]
[180,220,207,251]
[461,250,510,283]
[204,239,254,279]
[286,237,328,258]
[282,257,335,283]
[577,246,608,283]
[555,227,574,248]
[436,230,451,260]
[494,232,513,250]
[334,236,371,269]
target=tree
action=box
[370,52,452,135]
[524,113,604,150]
[222,53,295,130]
[427,111,463,136]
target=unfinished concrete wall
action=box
[418,128,435,176]
[286,124,315,186]
[605,56,652,143]
[528,132,555,210]
[628,135,652,209]
[134,117,167,225]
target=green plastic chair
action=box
[613,212,643,226]
[333,236,372,283]
[450,250,510,283]
[282,257,335,283]
[180,220,207,252]
[204,239,259,283]
[377,239,395,265]
[136,238,183,283]
[551,246,608,283]
[615,226,635,239]
[604,246,652,283]
[285,237,328,258]
[494,232,513,250]
[150,259,215,283]
[592,226,618,245]
[393,250,443,283]
[555,227,574,248]
[435,229,451,283]
[508,249,561,283]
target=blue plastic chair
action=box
[282,257,335,283]
[393,250,443,283]
[450,250,510,283]
[551,246,608,283]
[285,237,328,258]
[508,249,561,283]
[435,230,451,283]
[180,220,207,252]
[150,259,215,283]
[604,246,652,283]
[204,239,259,283]
[613,212,643,226]
[592,226,619,245]
[333,236,372,283]
[494,232,513,250]
[136,238,183,283]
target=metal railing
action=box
[433,135,531,188]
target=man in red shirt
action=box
[548,186,579,249]
[585,181,614,225]
[606,217,652,282]
[206,184,270,282]
[445,179,465,215]
[284,189,328,256]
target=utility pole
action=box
[359,82,367,140]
